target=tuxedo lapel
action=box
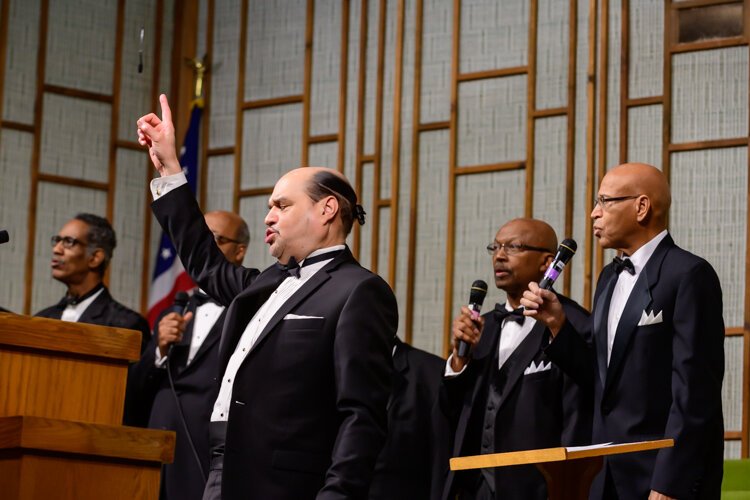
[603,235,673,394]
[495,322,546,411]
[593,272,617,387]
[181,307,225,372]
[390,339,409,411]
[77,287,111,324]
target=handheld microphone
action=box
[457,280,488,358]
[539,239,577,290]
[166,291,190,358]
[0,230,8,244]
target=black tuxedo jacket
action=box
[369,338,450,500]
[443,295,592,500]
[129,293,225,500]
[546,234,725,499]
[153,184,398,500]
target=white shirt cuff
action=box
[150,171,188,200]
[154,345,167,368]
[444,354,467,378]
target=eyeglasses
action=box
[486,242,553,256]
[213,233,244,246]
[51,235,85,249]
[594,194,640,210]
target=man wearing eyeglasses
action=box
[130,210,249,500]
[442,218,592,500]
[522,163,724,500]
[36,213,150,350]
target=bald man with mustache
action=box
[522,163,725,500]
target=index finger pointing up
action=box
[159,94,173,124]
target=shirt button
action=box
[227,378,231,383]
[220,413,224,417]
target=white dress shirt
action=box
[60,287,105,323]
[210,244,345,422]
[606,230,668,364]
[445,303,537,377]
[150,171,188,200]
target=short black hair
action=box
[306,170,357,235]
[74,213,117,275]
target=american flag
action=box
[146,103,202,327]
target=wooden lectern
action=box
[450,439,674,500]
[0,313,175,500]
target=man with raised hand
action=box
[137,95,397,500]
[522,163,725,500]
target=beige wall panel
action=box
[309,142,339,169]
[118,0,157,141]
[0,131,33,312]
[457,76,527,166]
[359,162,374,270]
[672,47,748,144]
[208,0,240,149]
[569,0,590,305]
[245,0,306,101]
[239,195,277,272]
[197,0,208,58]
[452,171,526,325]
[628,1,663,99]
[343,0,361,185]
[419,0,451,123]
[378,0,399,200]
[532,116,567,239]
[536,0,569,109]
[310,0,342,137]
[726,440,741,460]
[31,183,107,313]
[378,205,390,274]
[205,154,235,212]
[412,130,449,355]
[111,149,148,312]
[626,104,662,168]
[362,0,379,156]
[723,336,743,435]
[605,0,621,169]
[40,94,111,183]
[459,0,529,73]
[670,147,747,327]
[2,0,40,124]
[241,103,303,189]
[158,0,174,95]
[45,0,116,94]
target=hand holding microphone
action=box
[157,291,194,358]
[521,239,577,336]
[451,280,488,370]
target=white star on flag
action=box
[161,248,172,260]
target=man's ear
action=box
[539,253,553,273]
[87,248,105,271]
[320,195,339,224]
[635,195,651,223]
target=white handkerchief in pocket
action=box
[523,360,552,375]
[637,310,663,326]
[283,314,324,320]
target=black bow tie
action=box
[278,250,343,278]
[193,290,216,307]
[493,304,525,326]
[57,283,104,308]
[612,256,635,275]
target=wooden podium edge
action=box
[0,313,141,362]
[450,439,674,471]
[0,416,175,464]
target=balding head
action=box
[490,218,558,306]
[205,210,249,265]
[592,162,671,255]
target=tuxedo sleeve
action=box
[152,184,259,306]
[650,260,725,497]
[544,318,595,393]
[317,274,397,500]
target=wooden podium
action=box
[450,439,674,500]
[0,313,175,499]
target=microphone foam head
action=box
[557,238,577,264]
[174,291,190,307]
[469,279,488,306]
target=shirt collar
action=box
[303,244,346,263]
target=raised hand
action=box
[521,281,566,336]
[156,310,194,357]
[136,94,182,177]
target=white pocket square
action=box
[524,360,552,375]
[283,314,324,320]
[637,310,663,326]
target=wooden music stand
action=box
[0,313,175,500]
[450,439,674,500]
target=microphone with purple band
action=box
[539,239,577,290]
[457,279,488,358]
